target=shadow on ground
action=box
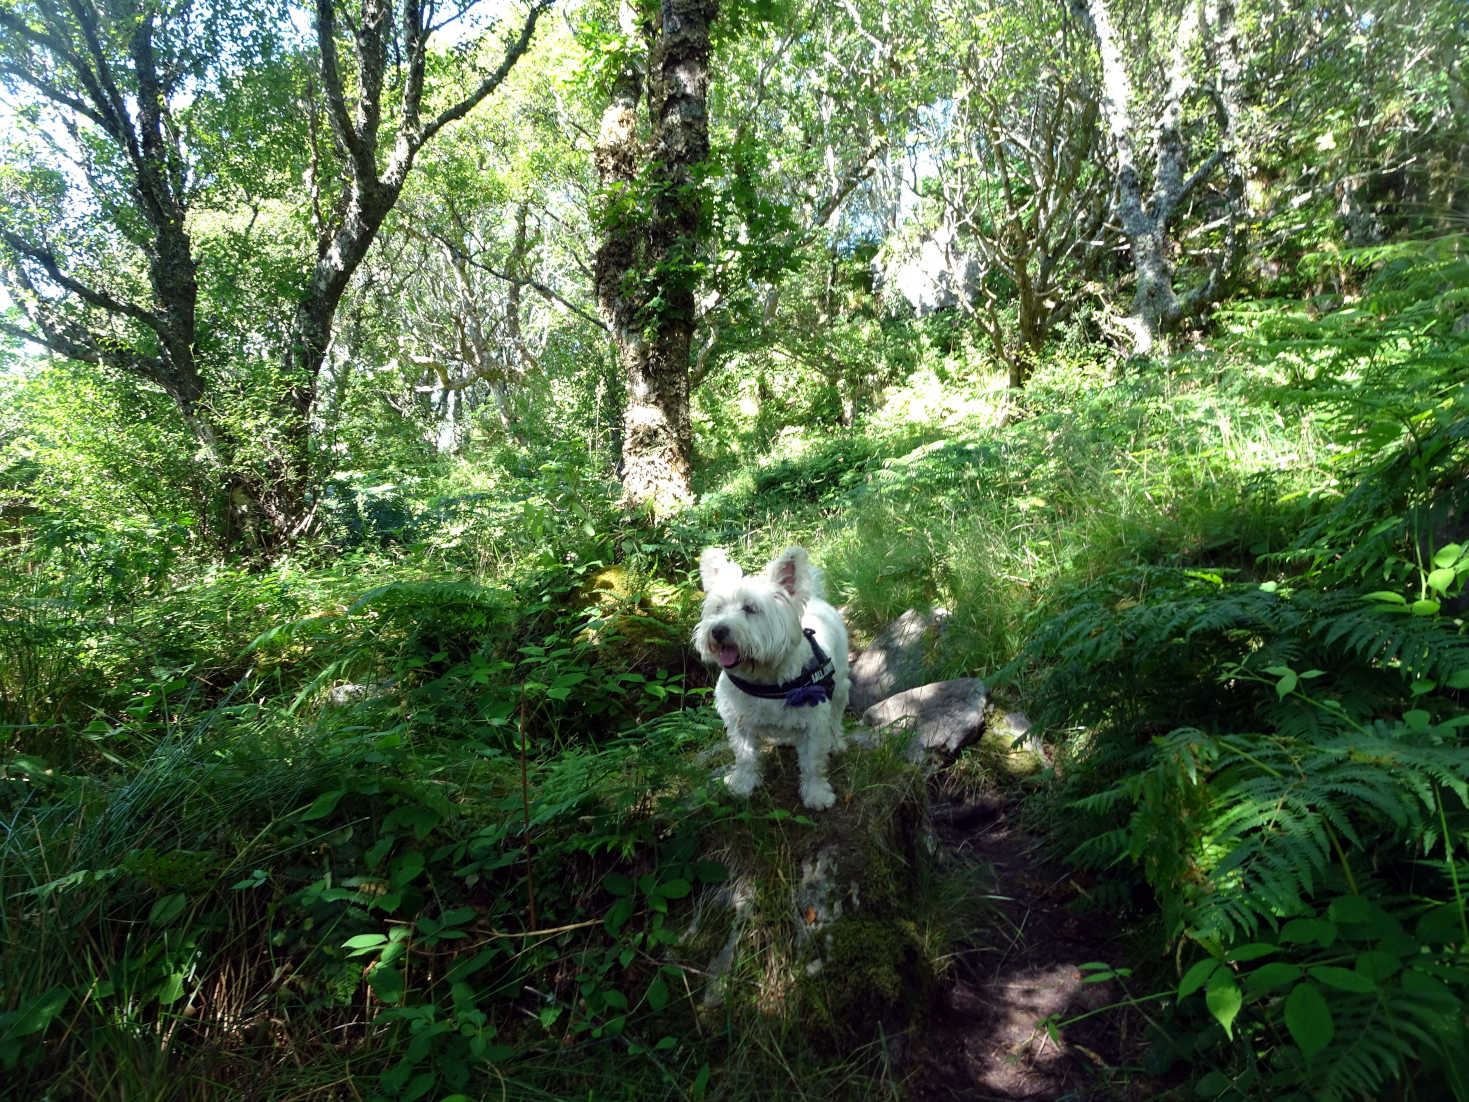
[908,793,1157,1101]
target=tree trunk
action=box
[1078,0,1245,357]
[594,0,715,513]
[0,0,544,556]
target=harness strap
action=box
[725,629,837,707]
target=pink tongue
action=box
[718,645,740,668]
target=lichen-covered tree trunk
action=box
[594,0,716,513]
[1078,0,1245,356]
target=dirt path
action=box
[907,791,1154,1101]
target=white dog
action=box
[693,546,850,810]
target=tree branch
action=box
[0,229,165,334]
[417,1,549,149]
[807,130,887,232]
[0,57,106,129]
[315,0,374,181]
[61,0,142,162]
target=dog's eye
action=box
[743,604,759,615]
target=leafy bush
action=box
[1009,239,1469,1100]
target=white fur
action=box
[693,546,850,810]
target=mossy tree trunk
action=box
[594,0,716,513]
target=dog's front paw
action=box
[800,779,836,810]
[724,769,758,797]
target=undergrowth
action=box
[4,237,1468,1101]
[1004,237,1469,1100]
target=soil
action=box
[906,788,1159,1101]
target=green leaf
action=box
[1275,670,1298,699]
[1363,591,1407,605]
[438,906,475,927]
[1433,543,1463,568]
[1307,965,1374,993]
[1446,669,1469,690]
[1353,949,1400,982]
[1284,981,1333,1059]
[1243,961,1303,999]
[1411,598,1441,616]
[605,896,635,934]
[367,963,404,1003]
[694,860,728,884]
[646,973,669,1011]
[603,873,634,897]
[343,933,389,954]
[299,789,345,821]
[1196,1070,1233,1096]
[1205,971,1243,1039]
[1416,903,1465,943]
[156,972,185,1005]
[1328,895,1372,925]
[7,987,69,1038]
[1281,916,1337,947]
[389,851,425,888]
[655,877,691,899]
[1402,968,1458,1008]
[1426,567,1456,594]
[147,891,187,927]
[1227,942,1278,962]
[1179,958,1222,999]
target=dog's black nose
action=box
[712,625,729,643]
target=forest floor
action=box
[907,783,1161,1101]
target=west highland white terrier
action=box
[693,546,850,810]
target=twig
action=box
[519,682,537,929]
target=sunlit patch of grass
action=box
[814,351,1333,685]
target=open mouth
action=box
[717,644,741,668]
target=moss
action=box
[574,563,692,671]
[797,916,935,1043]
[681,737,938,1046]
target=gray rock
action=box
[861,678,989,763]
[880,225,984,315]
[992,709,1043,758]
[848,607,950,713]
[322,681,392,707]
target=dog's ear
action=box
[699,548,743,591]
[766,546,814,604]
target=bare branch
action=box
[315,0,373,180]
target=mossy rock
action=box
[679,736,938,1049]
[798,916,933,1043]
[575,564,693,671]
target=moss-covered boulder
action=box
[679,736,940,1049]
[576,563,695,673]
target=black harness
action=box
[725,629,837,707]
